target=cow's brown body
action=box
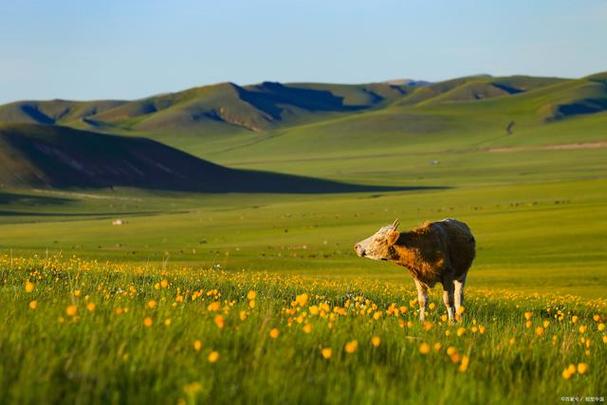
[354,218,476,321]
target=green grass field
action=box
[2,256,606,404]
[1,73,606,403]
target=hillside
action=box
[0,124,405,193]
[0,72,606,173]
[0,99,127,126]
[0,82,411,135]
[0,73,603,142]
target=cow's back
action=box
[437,219,476,279]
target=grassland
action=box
[2,255,606,404]
[0,73,606,403]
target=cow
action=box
[354,218,475,322]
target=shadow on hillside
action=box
[549,98,607,121]
[237,82,365,120]
[1,125,448,194]
[198,168,446,194]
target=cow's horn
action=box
[392,218,400,229]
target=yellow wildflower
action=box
[25,281,35,293]
[66,305,78,317]
[562,364,576,379]
[269,328,280,339]
[345,340,358,354]
[321,347,332,359]
[247,290,256,300]
[295,293,309,307]
[86,302,96,312]
[419,342,431,354]
[29,300,38,310]
[459,355,470,372]
[208,351,219,363]
[183,382,202,396]
[193,340,203,351]
[577,363,588,375]
[143,317,153,327]
[302,323,313,334]
[214,315,225,329]
[371,336,381,347]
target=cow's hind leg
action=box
[442,277,455,322]
[414,279,428,322]
[454,275,466,319]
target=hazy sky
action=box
[1,0,606,103]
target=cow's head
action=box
[354,219,400,261]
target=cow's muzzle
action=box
[354,243,366,257]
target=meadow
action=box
[1,75,607,403]
[2,255,606,404]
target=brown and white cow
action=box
[354,219,475,321]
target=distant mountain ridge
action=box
[3,73,604,137]
[0,81,411,134]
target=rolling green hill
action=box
[0,99,127,126]
[0,81,412,135]
[1,72,597,142]
[1,73,604,162]
[0,123,405,193]
[0,72,605,190]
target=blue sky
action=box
[1,0,606,103]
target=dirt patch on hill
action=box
[487,141,607,153]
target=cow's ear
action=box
[387,230,400,245]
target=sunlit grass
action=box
[1,255,606,404]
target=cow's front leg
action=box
[414,279,428,321]
[442,277,455,322]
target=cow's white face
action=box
[354,221,400,261]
